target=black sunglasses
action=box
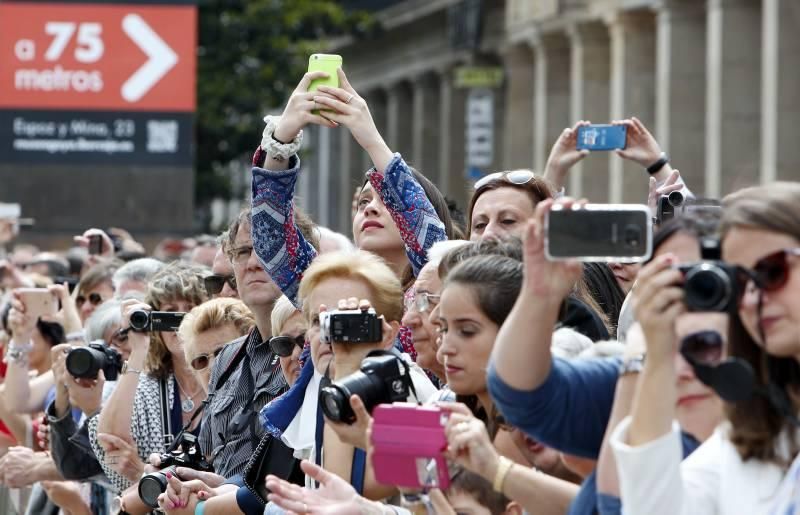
[680,330,724,367]
[76,292,104,308]
[744,248,800,295]
[204,274,237,295]
[269,334,305,358]
[190,347,223,371]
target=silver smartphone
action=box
[545,204,652,262]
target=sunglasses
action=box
[269,334,306,358]
[76,292,104,308]
[744,248,800,295]
[680,330,724,367]
[204,274,237,295]
[190,347,224,371]
[404,292,441,314]
[473,170,535,191]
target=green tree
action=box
[195,0,373,217]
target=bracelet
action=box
[260,115,303,162]
[646,152,669,175]
[5,344,32,366]
[492,456,514,493]
[195,500,206,515]
[65,330,84,342]
[121,361,143,375]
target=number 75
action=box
[45,22,103,63]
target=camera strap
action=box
[160,377,173,448]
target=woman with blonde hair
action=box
[179,297,255,390]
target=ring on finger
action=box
[346,93,354,104]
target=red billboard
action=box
[0,2,196,111]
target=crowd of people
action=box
[0,65,798,515]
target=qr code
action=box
[146,120,179,153]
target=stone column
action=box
[567,22,611,201]
[607,10,657,203]
[411,73,442,178]
[543,33,572,170]
[386,81,414,159]
[654,0,707,195]
[502,43,535,171]
[705,0,761,196]
[761,0,778,184]
[438,68,468,207]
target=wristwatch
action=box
[618,354,645,376]
[646,152,669,175]
[121,361,143,375]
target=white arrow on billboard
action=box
[121,14,178,103]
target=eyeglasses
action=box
[190,347,224,371]
[680,330,724,366]
[227,244,254,267]
[269,334,306,358]
[473,170,535,191]
[404,291,441,313]
[108,328,129,349]
[76,292,104,309]
[204,274,237,295]
[743,248,800,295]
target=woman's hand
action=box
[97,432,145,483]
[67,369,105,416]
[312,68,393,172]
[521,199,584,301]
[120,299,152,357]
[325,394,372,450]
[544,120,591,190]
[631,254,685,363]
[614,117,663,168]
[273,71,339,143]
[266,459,369,515]
[7,291,34,344]
[41,480,92,515]
[41,283,83,335]
[441,402,501,481]
[157,473,216,512]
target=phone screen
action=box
[576,125,627,151]
[546,205,652,262]
[88,235,103,255]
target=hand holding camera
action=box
[97,432,145,483]
[613,117,664,168]
[138,433,213,509]
[73,228,115,258]
[441,402,499,482]
[544,120,591,189]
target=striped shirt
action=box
[199,327,287,478]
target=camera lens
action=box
[685,264,732,312]
[320,385,349,423]
[623,225,642,247]
[129,310,150,331]
[138,470,170,509]
[65,347,103,379]
[667,190,685,207]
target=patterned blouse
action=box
[88,373,176,495]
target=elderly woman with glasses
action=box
[179,297,254,390]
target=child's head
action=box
[446,467,522,515]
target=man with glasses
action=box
[199,208,319,478]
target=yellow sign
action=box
[454,67,504,89]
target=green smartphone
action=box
[308,54,342,92]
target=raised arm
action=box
[543,120,591,193]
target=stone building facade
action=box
[297,0,800,234]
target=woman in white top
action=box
[611,182,800,514]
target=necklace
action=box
[174,376,201,413]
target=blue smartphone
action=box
[576,125,627,151]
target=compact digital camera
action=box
[66,341,123,381]
[657,191,685,224]
[319,308,382,344]
[129,310,185,332]
[320,350,412,425]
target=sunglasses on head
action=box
[473,170,535,191]
[744,248,800,295]
[190,347,223,371]
[269,334,306,358]
[76,292,104,308]
[680,330,725,367]
[204,274,237,295]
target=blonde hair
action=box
[271,296,300,337]
[179,297,254,363]
[144,262,209,378]
[298,250,403,324]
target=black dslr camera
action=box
[138,433,213,509]
[676,238,743,313]
[320,350,413,425]
[66,341,123,381]
[129,310,185,332]
[319,308,382,344]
